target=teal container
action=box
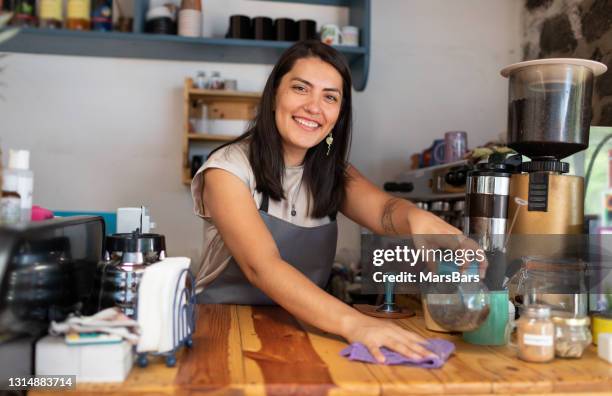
[462,290,509,346]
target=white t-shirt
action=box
[191,139,330,290]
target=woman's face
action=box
[274,57,343,162]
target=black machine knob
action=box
[383,182,414,193]
[445,165,470,186]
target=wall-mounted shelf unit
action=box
[0,0,370,90]
[182,78,261,185]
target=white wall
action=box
[0,0,522,263]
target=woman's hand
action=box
[406,205,488,277]
[341,314,436,363]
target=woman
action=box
[191,40,477,362]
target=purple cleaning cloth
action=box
[340,339,455,368]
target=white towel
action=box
[136,257,190,353]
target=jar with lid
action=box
[210,71,224,90]
[517,304,555,363]
[552,315,591,358]
[194,71,209,89]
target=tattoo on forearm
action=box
[381,198,401,235]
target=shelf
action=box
[188,88,261,102]
[0,28,366,64]
[0,0,370,90]
[257,0,351,5]
[188,133,238,142]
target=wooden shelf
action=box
[188,133,238,142]
[188,89,262,103]
[183,78,260,186]
[0,0,370,90]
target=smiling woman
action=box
[190,40,473,363]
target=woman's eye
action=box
[292,85,307,93]
[326,95,339,103]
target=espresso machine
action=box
[501,59,607,235]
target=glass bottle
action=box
[1,170,22,225]
[517,304,555,363]
[11,0,36,27]
[91,0,112,31]
[38,0,62,28]
[66,0,90,30]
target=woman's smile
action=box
[292,115,322,131]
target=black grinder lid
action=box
[105,232,166,254]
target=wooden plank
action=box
[236,305,266,396]
[238,305,338,396]
[297,320,381,396]
[483,333,612,394]
[188,133,238,142]
[175,305,245,394]
[182,78,192,187]
[208,101,257,120]
[399,315,548,395]
[188,88,261,100]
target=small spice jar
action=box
[552,316,591,358]
[210,71,224,90]
[517,304,554,363]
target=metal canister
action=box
[94,232,166,317]
[464,162,512,252]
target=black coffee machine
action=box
[0,216,105,384]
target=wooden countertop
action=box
[31,304,612,395]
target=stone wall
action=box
[523,0,612,125]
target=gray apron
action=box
[197,193,338,305]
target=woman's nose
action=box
[303,96,322,115]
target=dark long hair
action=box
[212,40,352,218]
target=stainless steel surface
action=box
[463,216,507,251]
[393,160,469,200]
[467,175,510,195]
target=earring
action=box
[326,133,334,156]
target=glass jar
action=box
[552,316,591,358]
[210,71,224,90]
[194,71,208,89]
[517,304,555,363]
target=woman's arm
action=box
[203,168,435,362]
[341,165,462,236]
[341,165,486,276]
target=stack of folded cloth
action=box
[49,307,139,343]
[136,257,191,354]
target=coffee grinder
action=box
[501,59,607,235]
[501,59,607,317]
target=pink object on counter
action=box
[31,205,54,221]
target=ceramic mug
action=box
[462,290,510,346]
[320,24,341,45]
[444,131,468,163]
[341,25,359,46]
[431,139,446,165]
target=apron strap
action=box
[260,192,337,222]
[259,192,270,212]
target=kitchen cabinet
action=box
[182,77,261,185]
[30,304,612,395]
[0,0,371,90]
